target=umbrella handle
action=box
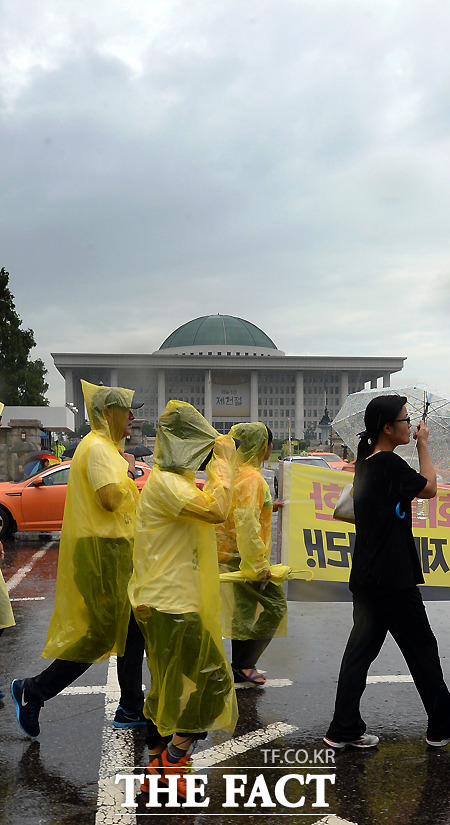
[289,569,315,582]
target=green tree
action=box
[0,267,49,404]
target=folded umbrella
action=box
[220,563,314,586]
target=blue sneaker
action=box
[113,705,146,728]
[0,689,4,700]
[10,679,43,737]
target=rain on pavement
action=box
[1,531,450,825]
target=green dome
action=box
[160,315,277,350]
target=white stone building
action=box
[52,314,405,443]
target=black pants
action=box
[25,612,145,713]
[326,587,450,742]
[231,638,272,670]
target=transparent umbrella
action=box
[332,384,450,484]
[8,441,40,455]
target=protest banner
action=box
[280,463,450,600]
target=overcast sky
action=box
[1,0,450,406]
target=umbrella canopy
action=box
[24,452,59,464]
[8,441,40,455]
[23,453,60,478]
[61,441,81,458]
[332,385,450,483]
[124,444,153,458]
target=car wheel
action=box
[0,506,14,539]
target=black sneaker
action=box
[10,679,43,737]
[113,705,146,728]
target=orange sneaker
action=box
[141,748,192,800]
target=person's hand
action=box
[341,461,356,473]
[413,420,429,444]
[0,541,4,561]
[272,499,284,512]
[119,449,136,475]
[213,435,236,461]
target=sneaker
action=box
[0,689,4,700]
[113,705,146,728]
[426,736,450,748]
[10,679,43,737]
[323,733,379,750]
[141,748,192,800]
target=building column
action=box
[65,369,74,406]
[110,368,118,386]
[370,377,377,389]
[383,372,391,387]
[295,371,304,440]
[340,371,349,407]
[157,370,166,420]
[250,370,258,421]
[204,370,212,422]
[67,374,85,431]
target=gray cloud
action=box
[1,0,450,402]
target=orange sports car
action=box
[0,461,151,539]
[0,460,203,539]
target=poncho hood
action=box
[229,422,268,468]
[153,400,219,472]
[81,380,135,445]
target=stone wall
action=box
[0,419,43,481]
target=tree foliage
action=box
[0,267,49,405]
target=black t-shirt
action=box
[349,451,427,595]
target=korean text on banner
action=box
[281,463,450,587]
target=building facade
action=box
[52,315,405,443]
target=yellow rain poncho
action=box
[129,400,238,736]
[42,380,139,663]
[1,400,14,631]
[0,571,15,630]
[216,422,287,641]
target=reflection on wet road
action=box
[1,533,450,825]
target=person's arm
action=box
[414,420,437,499]
[179,435,236,524]
[97,483,129,511]
[91,447,137,512]
[232,474,271,580]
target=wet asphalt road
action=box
[1,532,450,825]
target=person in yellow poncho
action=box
[1,542,16,701]
[216,422,287,685]
[0,403,16,699]
[130,400,238,801]
[11,381,145,737]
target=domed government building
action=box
[52,315,405,444]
